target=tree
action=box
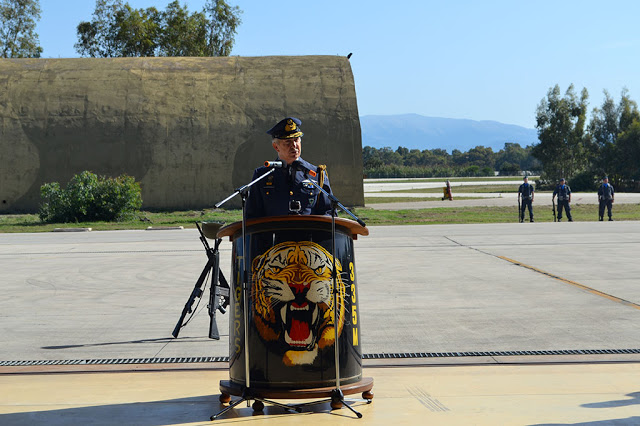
[424,148,451,167]
[203,0,242,56]
[378,147,403,166]
[466,146,495,168]
[362,146,383,169]
[160,1,207,56]
[451,149,467,166]
[76,0,242,58]
[405,149,423,167]
[0,0,42,58]
[588,89,640,182]
[114,4,161,57]
[532,84,589,181]
[75,0,125,57]
[495,143,526,171]
[615,121,640,184]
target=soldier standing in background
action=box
[552,178,573,222]
[518,176,535,222]
[597,176,615,221]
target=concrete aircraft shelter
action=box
[0,56,364,213]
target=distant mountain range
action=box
[360,114,539,152]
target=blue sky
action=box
[36,0,640,129]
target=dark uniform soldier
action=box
[597,176,615,221]
[518,176,535,222]
[552,178,573,222]
[246,117,333,219]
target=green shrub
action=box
[39,171,142,223]
[568,171,599,192]
[499,162,520,176]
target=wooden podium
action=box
[216,215,373,408]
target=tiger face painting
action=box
[251,241,345,366]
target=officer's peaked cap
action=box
[267,117,304,139]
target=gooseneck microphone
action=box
[292,160,317,177]
[264,161,285,168]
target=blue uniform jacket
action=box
[246,157,333,219]
[598,183,614,200]
[518,183,534,199]
[553,184,571,201]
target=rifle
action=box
[518,197,522,223]
[552,199,557,222]
[172,222,230,339]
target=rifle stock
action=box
[208,239,230,340]
[172,257,214,338]
[552,200,557,222]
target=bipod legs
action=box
[211,388,301,420]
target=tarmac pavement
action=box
[2,222,640,361]
[2,219,640,424]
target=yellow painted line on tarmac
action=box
[498,256,640,310]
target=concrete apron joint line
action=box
[4,349,640,368]
[444,236,640,311]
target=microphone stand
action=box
[298,178,367,418]
[211,167,300,420]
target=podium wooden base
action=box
[218,377,374,407]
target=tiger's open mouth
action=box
[281,301,319,350]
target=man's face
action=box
[604,178,609,184]
[272,137,302,164]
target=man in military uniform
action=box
[246,117,333,219]
[518,176,535,222]
[552,178,573,222]
[597,176,615,221]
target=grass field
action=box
[1,203,638,232]
[365,176,534,183]
[380,184,522,193]
[351,203,640,225]
[365,196,484,203]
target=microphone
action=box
[264,161,285,168]
[292,160,317,177]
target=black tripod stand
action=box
[210,167,301,420]
[172,222,230,340]
[291,178,368,418]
